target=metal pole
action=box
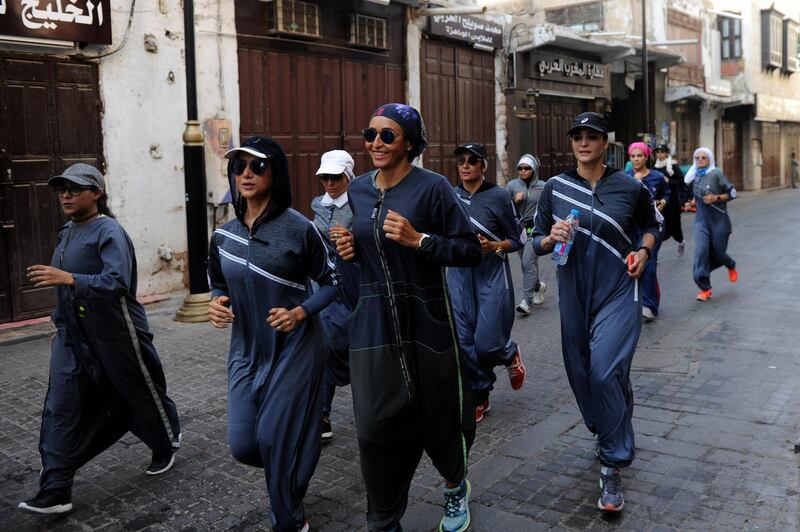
[642,0,649,138]
[175,0,211,322]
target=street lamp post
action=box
[526,87,538,156]
[175,0,211,322]
[642,0,650,138]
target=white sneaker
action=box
[642,307,655,323]
[677,241,685,257]
[533,282,547,305]
[515,299,531,316]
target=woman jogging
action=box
[207,136,338,532]
[19,163,181,515]
[335,103,481,532]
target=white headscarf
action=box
[653,154,675,177]
[684,147,716,184]
[516,154,539,180]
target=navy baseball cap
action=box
[567,112,609,136]
[224,136,272,159]
[48,163,105,191]
[654,143,670,153]
[454,142,488,161]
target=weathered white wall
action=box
[96,0,238,296]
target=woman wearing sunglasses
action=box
[19,164,181,515]
[505,154,547,314]
[310,149,359,442]
[531,113,659,513]
[207,136,338,532]
[446,142,525,424]
[626,142,669,323]
[334,104,481,532]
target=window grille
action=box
[348,14,389,50]
[267,0,321,39]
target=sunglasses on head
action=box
[233,158,269,176]
[517,166,532,172]
[456,154,481,166]
[319,174,345,182]
[362,128,400,145]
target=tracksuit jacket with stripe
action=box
[40,215,181,493]
[532,167,659,468]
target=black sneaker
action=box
[321,417,333,441]
[145,451,175,475]
[18,489,73,514]
[597,468,624,512]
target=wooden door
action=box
[421,39,496,184]
[761,122,780,188]
[721,120,743,190]
[784,124,800,186]
[533,96,586,180]
[238,47,403,216]
[0,54,103,323]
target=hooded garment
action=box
[506,154,544,227]
[208,136,339,531]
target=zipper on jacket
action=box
[372,188,415,402]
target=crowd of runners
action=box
[18,103,740,532]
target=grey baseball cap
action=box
[48,163,106,190]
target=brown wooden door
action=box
[721,120,743,190]
[0,54,103,323]
[784,124,800,186]
[533,96,587,180]
[761,122,780,188]
[421,39,496,184]
[238,47,403,217]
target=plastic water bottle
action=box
[552,209,581,266]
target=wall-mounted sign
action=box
[529,52,606,87]
[0,0,112,44]
[427,14,502,49]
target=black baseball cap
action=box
[566,112,609,136]
[654,144,670,153]
[454,142,487,161]
[224,136,272,159]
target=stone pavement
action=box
[1,188,799,531]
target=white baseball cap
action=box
[316,150,355,180]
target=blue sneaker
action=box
[439,479,471,532]
[598,468,624,512]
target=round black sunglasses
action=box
[362,128,400,145]
[233,158,269,176]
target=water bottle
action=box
[552,209,581,266]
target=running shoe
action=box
[696,289,712,301]
[321,417,333,441]
[598,468,624,512]
[18,489,72,514]
[146,451,175,475]
[439,479,471,532]
[533,282,547,305]
[475,400,491,423]
[300,521,309,532]
[728,268,738,283]
[507,349,526,390]
[642,307,655,323]
[515,299,531,316]
[677,241,685,257]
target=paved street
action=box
[1,187,799,531]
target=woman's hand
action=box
[656,199,667,211]
[267,306,307,333]
[477,234,495,255]
[209,295,234,328]
[26,265,74,287]
[702,193,717,204]
[514,191,525,202]
[626,249,648,279]
[548,220,572,243]
[383,210,421,248]
[334,228,356,261]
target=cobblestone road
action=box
[1,188,799,531]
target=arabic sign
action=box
[428,14,502,49]
[0,0,111,44]
[529,52,606,87]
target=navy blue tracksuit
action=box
[447,182,523,403]
[347,167,481,531]
[532,168,659,468]
[690,168,737,291]
[40,215,180,493]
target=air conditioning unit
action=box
[267,0,321,39]
[348,14,389,50]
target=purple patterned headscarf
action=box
[371,103,428,161]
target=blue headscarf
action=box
[371,103,428,161]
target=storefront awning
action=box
[514,24,634,63]
[665,85,743,105]
[628,45,684,69]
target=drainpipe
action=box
[175,0,211,322]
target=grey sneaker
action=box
[642,307,655,323]
[515,299,531,316]
[533,282,547,305]
[439,479,471,532]
[598,469,624,512]
[677,241,685,257]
